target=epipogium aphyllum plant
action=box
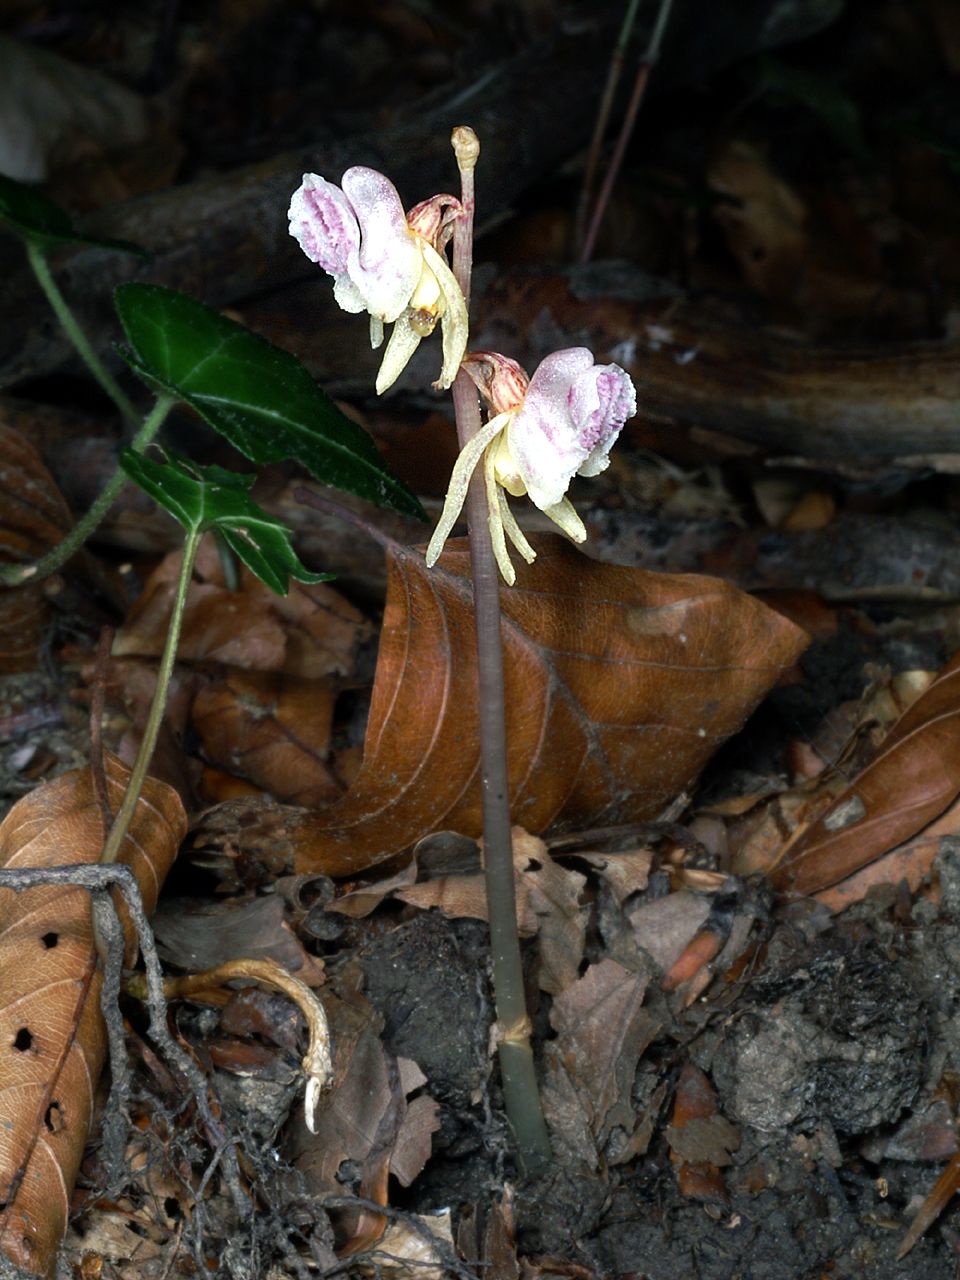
[288,126,637,1173]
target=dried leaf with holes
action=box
[0,753,185,1276]
[291,535,808,876]
[0,424,73,671]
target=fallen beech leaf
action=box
[152,894,322,980]
[572,847,653,906]
[773,651,960,897]
[628,890,712,974]
[114,534,369,676]
[191,670,342,807]
[542,959,659,1168]
[0,424,73,671]
[292,980,438,1252]
[396,829,586,994]
[293,535,808,875]
[0,753,185,1276]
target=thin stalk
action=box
[450,126,551,1174]
[575,0,642,252]
[100,524,201,865]
[0,392,175,587]
[578,0,675,265]
[26,239,139,423]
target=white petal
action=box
[333,273,367,314]
[420,241,469,390]
[505,350,597,511]
[542,497,587,543]
[425,413,513,568]
[342,167,423,322]
[369,315,384,349]
[375,312,422,395]
[484,447,516,585]
[497,488,537,565]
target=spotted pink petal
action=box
[571,363,637,477]
[505,348,595,510]
[341,166,423,323]
[287,174,359,276]
[505,349,636,510]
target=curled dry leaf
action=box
[291,980,438,1254]
[773,650,960,898]
[542,959,659,1169]
[292,535,808,876]
[396,829,587,996]
[113,534,369,677]
[0,752,185,1276]
[0,424,73,672]
[191,670,343,807]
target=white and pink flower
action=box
[288,167,468,394]
[426,348,637,584]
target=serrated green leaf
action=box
[119,449,330,596]
[0,173,147,254]
[114,283,426,521]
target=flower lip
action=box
[288,174,359,276]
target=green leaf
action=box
[756,57,871,164]
[114,283,426,521]
[119,449,331,596]
[0,173,147,254]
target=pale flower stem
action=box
[100,525,202,867]
[26,239,139,423]
[450,126,552,1175]
[0,392,175,587]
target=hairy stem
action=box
[450,126,551,1174]
[26,239,139,423]
[100,524,201,866]
[0,393,175,587]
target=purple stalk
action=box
[449,126,551,1174]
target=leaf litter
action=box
[11,2,960,1274]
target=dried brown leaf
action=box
[395,829,586,995]
[628,890,711,974]
[114,535,369,676]
[293,535,808,876]
[774,650,960,897]
[542,959,659,1167]
[0,753,185,1275]
[293,983,437,1243]
[0,424,73,672]
[191,670,342,807]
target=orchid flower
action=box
[426,349,637,584]
[288,167,468,394]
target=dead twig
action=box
[579,0,675,264]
